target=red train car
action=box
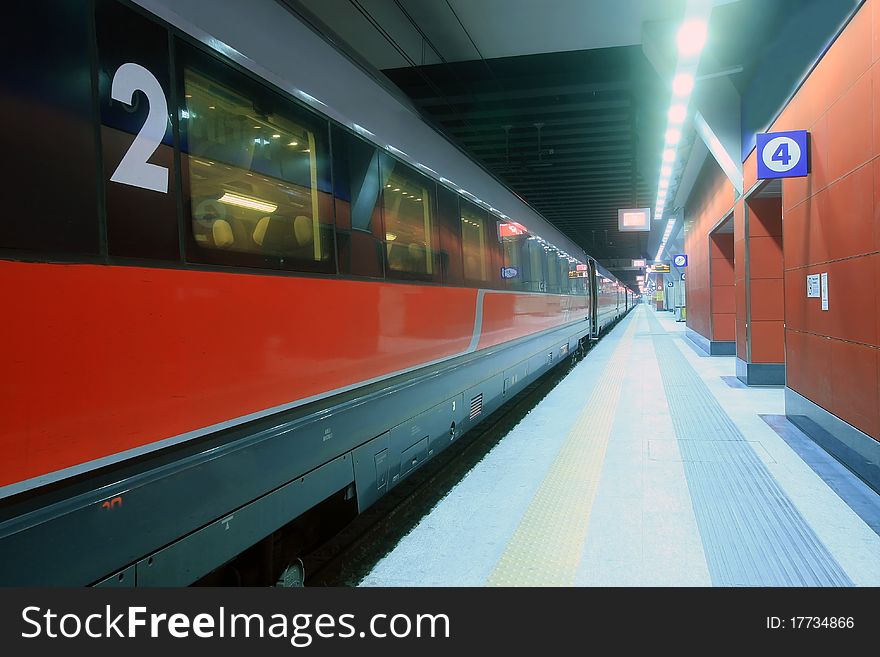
[0,0,633,585]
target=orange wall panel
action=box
[824,255,879,346]
[824,163,875,260]
[750,278,785,322]
[785,329,834,410]
[711,285,736,315]
[712,256,736,286]
[873,0,880,63]
[783,190,830,271]
[827,71,873,181]
[712,313,735,341]
[830,338,880,437]
[743,152,757,192]
[750,321,786,363]
[749,236,785,279]
[749,197,783,237]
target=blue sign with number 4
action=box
[756,130,809,179]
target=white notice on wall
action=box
[820,272,828,311]
[806,274,820,298]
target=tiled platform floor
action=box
[361,305,880,586]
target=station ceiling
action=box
[286,0,803,278]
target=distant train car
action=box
[0,0,634,585]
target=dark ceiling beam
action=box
[432,99,631,122]
[499,163,635,179]
[468,135,633,156]
[512,174,651,186]
[444,115,631,138]
[517,178,645,190]
[455,123,633,145]
[529,198,643,206]
[531,206,637,215]
[481,147,634,165]
[495,153,635,170]
[412,80,634,107]
[523,193,652,203]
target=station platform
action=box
[361,304,880,587]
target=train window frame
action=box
[500,223,530,292]
[459,199,491,287]
[174,39,336,275]
[378,154,441,284]
[330,124,386,280]
[486,215,505,290]
[435,184,465,287]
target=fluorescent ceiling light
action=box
[677,19,708,56]
[672,72,695,96]
[668,104,687,123]
[661,165,672,177]
[665,128,681,145]
[218,192,277,213]
[662,148,676,162]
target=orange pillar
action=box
[736,195,784,385]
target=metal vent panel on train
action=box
[469,393,483,420]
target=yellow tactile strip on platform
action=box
[486,315,638,586]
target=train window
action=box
[379,156,440,282]
[178,46,334,273]
[460,200,489,284]
[436,185,464,286]
[500,223,529,291]
[487,216,505,290]
[525,239,545,292]
[558,258,569,295]
[0,1,100,257]
[545,251,560,294]
[568,262,588,296]
[332,126,384,278]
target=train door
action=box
[588,259,599,338]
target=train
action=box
[0,0,636,585]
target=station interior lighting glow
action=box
[671,72,695,96]
[677,19,708,56]
[667,104,687,123]
[653,3,709,261]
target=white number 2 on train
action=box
[109,62,169,193]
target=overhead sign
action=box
[672,254,688,268]
[632,259,646,268]
[568,270,588,278]
[500,266,520,279]
[680,272,686,281]
[756,130,809,179]
[576,263,588,271]
[667,281,674,288]
[618,208,651,232]
[650,264,671,273]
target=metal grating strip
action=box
[645,311,851,586]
